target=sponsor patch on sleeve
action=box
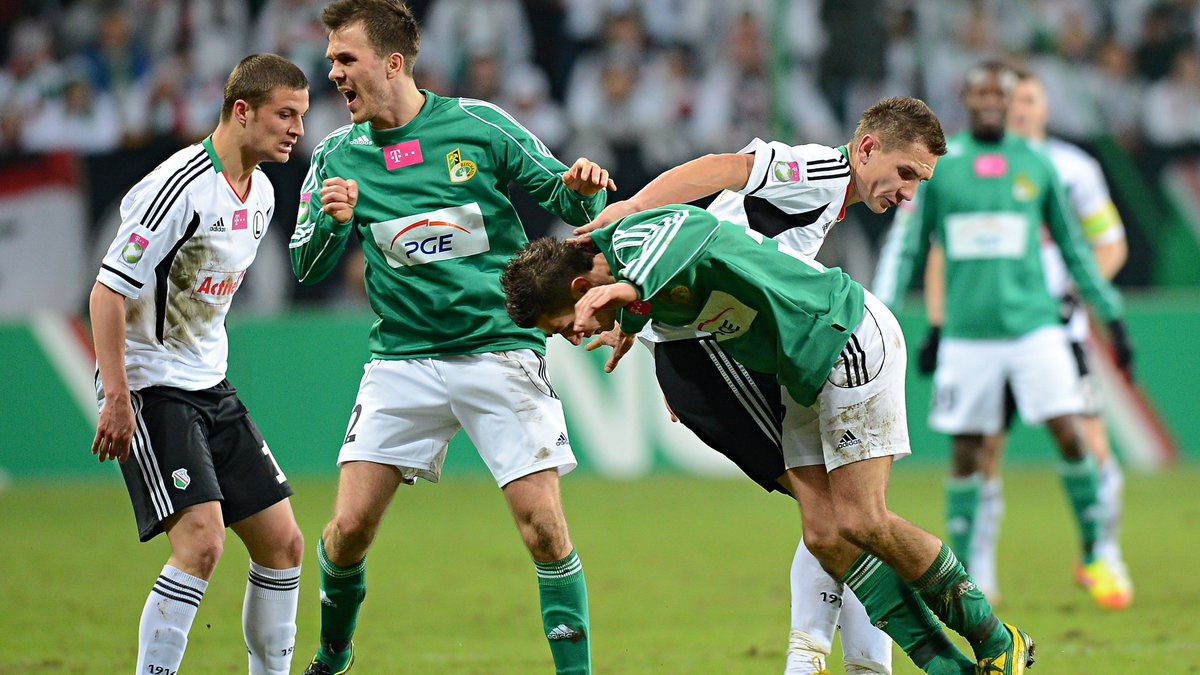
[120,233,150,268]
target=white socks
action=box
[785,539,891,674]
[243,562,301,675]
[137,565,207,674]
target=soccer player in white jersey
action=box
[574,97,946,675]
[90,53,309,675]
[914,69,1133,608]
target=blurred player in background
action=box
[574,96,950,675]
[289,1,613,673]
[911,69,1134,609]
[89,53,309,675]
[504,204,1036,675]
[873,61,1134,612]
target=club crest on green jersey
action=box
[1012,173,1038,202]
[447,148,477,183]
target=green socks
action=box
[535,550,590,674]
[911,544,1010,662]
[315,538,365,669]
[945,474,981,570]
[1059,454,1102,563]
[842,553,974,674]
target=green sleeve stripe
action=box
[459,98,559,179]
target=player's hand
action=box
[92,396,135,464]
[917,325,940,376]
[1108,319,1134,379]
[584,326,636,373]
[573,200,639,238]
[663,394,678,423]
[562,157,616,197]
[320,177,359,223]
[574,282,638,334]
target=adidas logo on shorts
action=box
[555,432,569,447]
[837,431,862,449]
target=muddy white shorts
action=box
[781,291,912,472]
[337,350,576,487]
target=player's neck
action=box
[369,81,425,130]
[209,125,257,193]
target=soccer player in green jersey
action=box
[872,61,1133,612]
[290,2,613,673]
[502,205,1036,675]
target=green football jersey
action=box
[875,130,1121,339]
[590,205,864,406]
[290,91,606,359]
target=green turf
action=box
[1,467,1198,674]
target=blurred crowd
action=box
[5,0,1200,166]
[4,0,1200,308]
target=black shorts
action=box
[653,336,789,494]
[118,380,293,541]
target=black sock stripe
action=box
[909,631,957,668]
[966,614,1001,646]
[151,585,201,608]
[248,573,301,591]
[155,575,205,602]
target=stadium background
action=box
[1,0,1196,481]
[3,2,1200,673]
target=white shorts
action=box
[337,350,577,487]
[781,291,912,472]
[930,324,1082,435]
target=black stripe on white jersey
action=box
[743,196,829,238]
[807,155,849,181]
[100,264,144,289]
[154,211,202,343]
[745,147,777,196]
[141,150,209,232]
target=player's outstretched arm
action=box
[573,153,754,236]
[562,157,616,197]
[89,282,135,464]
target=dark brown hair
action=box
[221,53,308,121]
[322,0,420,75]
[501,238,597,329]
[851,96,947,157]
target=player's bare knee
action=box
[328,511,380,558]
[523,513,571,561]
[836,512,888,553]
[801,526,843,567]
[177,530,225,577]
[278,525,305,568]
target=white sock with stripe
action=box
[137,565,207,673]
[243,562,301,675]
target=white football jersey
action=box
[642,138,852,342]
[97,137,274,392]
[1035,137,1125,340]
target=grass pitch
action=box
[1,466,1198,674]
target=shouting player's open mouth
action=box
[341,88,358,108]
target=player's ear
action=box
[387,53,405,79]
[233,99,251,126]
[569,276,592,298]
[858,134,880,163]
